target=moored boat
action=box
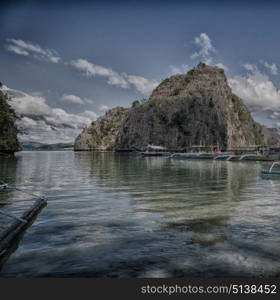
[169,144,219,160]
[169,153,200,159]
[226,155,241,161]
[197,153,215,159]
[140,144,170,157]
[214,153,231,160]
[140,151,170,157]
[261,161,280,176]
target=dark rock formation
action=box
[74,63,279,151]
[0,90,21,154]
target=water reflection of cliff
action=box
[75,153,254,246]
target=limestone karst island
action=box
[74,63,279,156]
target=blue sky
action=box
[1,0,280,143]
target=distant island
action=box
[0,90,73,154]
[20,142,74,151]
[74,63,280,152]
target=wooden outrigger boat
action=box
[140,144,170,157]
[140,151,170,157]
[169,145,218,160]
[0,183,47,268]
[215,146,280,162]
[169,153,200,159]
[261,161,280,176]
[214,153,231,160]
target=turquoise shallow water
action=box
[0,151,280,277]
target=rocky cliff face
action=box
[0,90,21,154]
[116,63,265,150]
[75,63,278,151]
[74,107,130,150]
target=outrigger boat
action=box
[0,182,47,268]
[169,145,219,160]
[169,153,200,159]
[169,152,215,159]
[214,153,231,160]
[140,152,170,157]
[261,161,280,176]
[140,144,170,157]
[215,146,280,162]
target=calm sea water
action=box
[0,151,280,277]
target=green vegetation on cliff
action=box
[0,90,21,154]
[74,107,130,151]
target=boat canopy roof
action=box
[146,144,167,150]
[233,145,263,149]
[228,145,265,151]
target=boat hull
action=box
[214,155,230,160]
[169,153,214,159]
[169,154,199,159]
[140,152,170,157]
[261,170,280,178]
[243,155,279,161]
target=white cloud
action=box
[6,89,52,117]
[269,112,280,129]
[260,60,278,75]
[270,112,280,120]
[69,58,158,95]
[98,105,109,112]
[168,64,190,75]
[215,63,228,71]
[1,86,97,144]
[191,33,216,64]
[6,39,60,63]
[79,110,99,120]
[6,45,29,56]
[69,59,128,88]
[124,74,158,95]
[6,38,158,95]
[60,94,93,105]
[229,68,280,112]
[83,98,94,104]
[243,63,258,73]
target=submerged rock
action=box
[75,63,279,151]
[0,90,21,154]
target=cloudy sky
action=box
[1,0,280,143]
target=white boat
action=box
[169,145,218,160]
[140,144,170,157]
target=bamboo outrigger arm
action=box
[0,184,47,268]
[0,210,27,223]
